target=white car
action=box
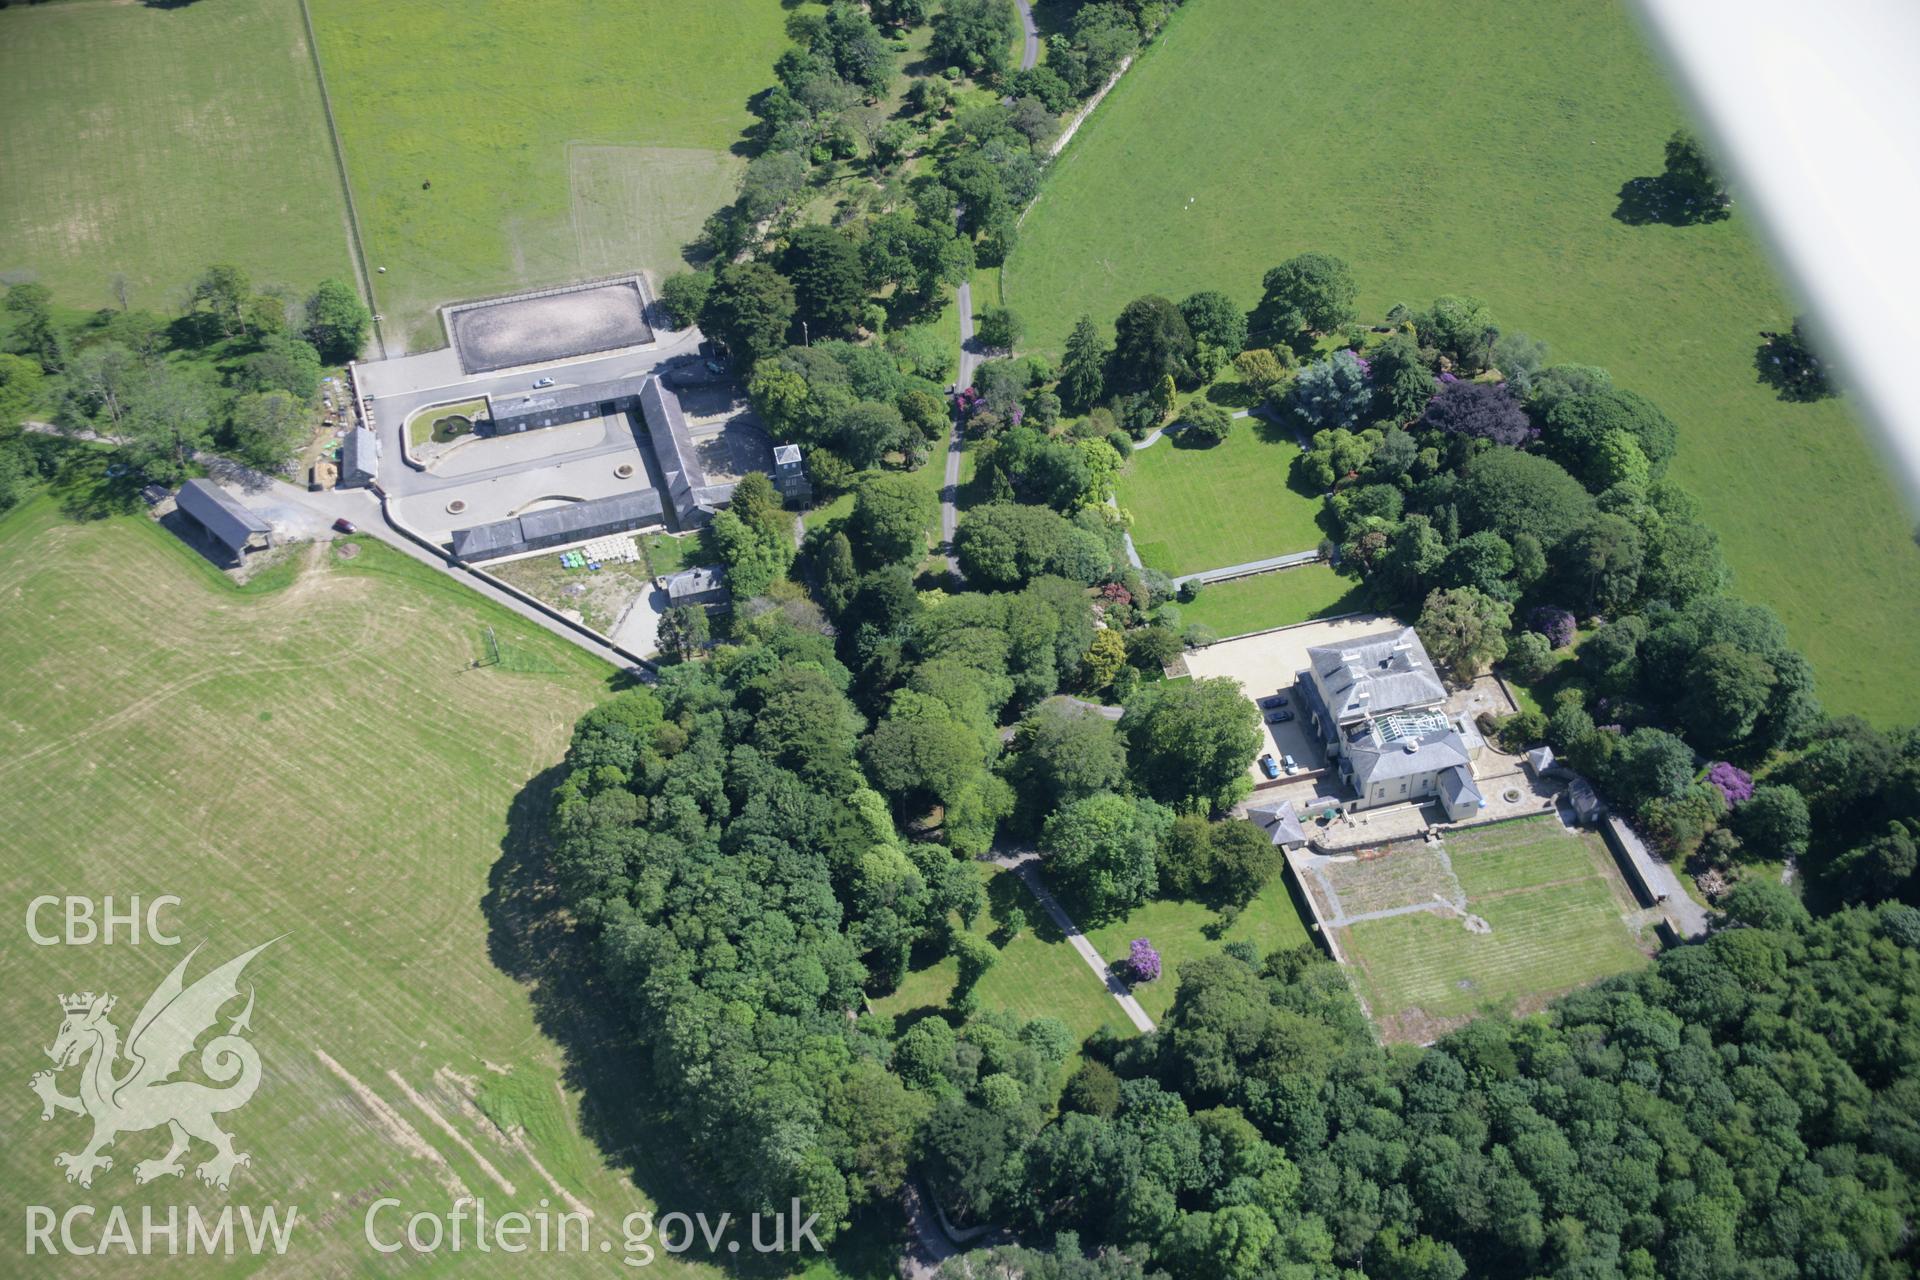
[532,377,555,389]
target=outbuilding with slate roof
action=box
[175,479,271,559]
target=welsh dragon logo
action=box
[30,940,276,1191]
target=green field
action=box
[0,0,352,313]
[870,863,1136,1054]
[307,0,789,348]
[1334,817,1649,1042]
[1177,564,1365,639]
[1006,0,1920,724]
[1116,422,1323,574]
[1081,874,1311,1024]
[0,492,763,1276]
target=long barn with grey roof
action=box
[640,377,734,527]
[451,489,665,563]
[175,479,272,558]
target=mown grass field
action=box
[0,490,766,1276]
[1336,817,1649,1042]
[1177,564,1366,639]
[0,0,352,313]
[1116,422,1323,574]
[1081,874,1311,1024]
[1006,0,1920,724]
[307,0,789,348]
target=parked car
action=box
[531,377,555,389]
[332,518,357,534]
[1282,753,1298,773]
[1258,754,1280,780]
[1268,709,1295,723]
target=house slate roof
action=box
[176,479,269,551]
[342,423,380,485]
[665,565,728,601]
[1346,727,1471,789]
[1246,798,1308,847]
[1305,626,1448,722]
[1440,765,1484,811]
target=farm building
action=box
[487,374,650,436]
[664,565,730,608]
[640,377,733,528]
[451,490,666,563]
[341,424,380,488]
[175,479,271,559]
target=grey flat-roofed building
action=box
[664,565,730,607]
[176,479,271,556]
[341,423,381,487]
[451,489,665,563]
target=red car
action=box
[332,518,357,535]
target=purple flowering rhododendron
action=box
[1528,606,1576,649]
[1129,938,1161,983]
[1707,762,1754,807]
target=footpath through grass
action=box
[1081,875,1311,1025]
[0,0,352,312]
[1006,0,1920,723]
[870,863,1136,1060]
[308,0,788,348]
[0,493,754,1276]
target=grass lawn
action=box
[1081,875,1312,1024]
[307,0,790,348]
[0,484,794,1274]
[870,863,1136,1058]
[0,0,352,312]
[1116,420,1325,574]
[406,396,490,447]
[1178,564,1366,639]
[1005,0,1920,725]
[1334,816,1650,1042]
[641,529,708,577]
